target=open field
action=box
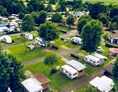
[7,45,49,63]
[83,0,118,4]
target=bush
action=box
[71,53,80,59]
[52,45,59,50]
[50,69,57,74]
[105,42,118,48]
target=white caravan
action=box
[35,37,48,47]
[71,37,82,44]
[60,65,78,80]
[25,33,33,40]
[84,55,101,66]
[0,35,12,43]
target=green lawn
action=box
[23,60,85,91]
[58,25,76,31]
[7,45,48,63]
[54,38,79,48]
[76,45,113,75]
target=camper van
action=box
[60,65,78,80]
[0,35,12,43]
[71,37,82,44]
[84,55,101,66]
[35,37,48,47]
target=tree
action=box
[98,13,109,27]
[39,21,59,45]
[46,4,53,12]
[112,58,118,90]
[81,20,103,54]
[111,15,118,29]
[31,11,39,24]
[0,6,9,17]
[77,19,89,34]
[51,12,62,24]
[102,32,110,41]
[37,11,47,25]
[109,22,117,30]
[66,14,75,29]
[22,14,35,50]
[18,12,25,19]
[110,7,118,18]
[49,0,57,4]
[89,2,107,19]
[44,53,58,69]
[0,46,25,92]
[22,14,35,33]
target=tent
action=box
[89,76,114,92]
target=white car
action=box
[25,33,33,40]
[97,46,103,53]
[35,37,48,47]
[71,37,82,44]
[27,45,35,50]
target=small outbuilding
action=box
[22,73,51,92]
[89,76,114,92]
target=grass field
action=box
[7,45,49,63]
[83,0,118,4]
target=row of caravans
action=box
[84,53,107,66]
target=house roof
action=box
[89,76,114,92]
[66,60,86,71]
[21,76,43,92]
[104,63,114,74]
[110,30,118,38]
[33,73,51,84]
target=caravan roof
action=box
[93,53,107,60]
[66,60,86,71]
[85,55,100,62]
[61,65,77,74]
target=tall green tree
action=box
[22,14,35,33]
[0,6,9,17]
[0,46,25,92]
[51,12,62,24]
[81,20,103,54]
[112,58,118,90]
[39,21,59,45]
[110,7,118,18]
[46,4,53,12]
[31,11,39,24]
[44,53,58,70]
[66,14,75,29]
[37,11,47,25]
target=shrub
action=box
[59,30,67,34]
[50,69,57,74]
[105,42,118,48]
[71,53,80,59]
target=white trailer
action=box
[60,65,78,80]
[84,55,101,66]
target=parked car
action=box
[35,37,48,47]
[97,46,103,53]
[25,33,33,40]
[71,37,82,44]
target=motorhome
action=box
[71,37,82,44]
[35,37,48,47]
[60,65,78,80]
[84,55,101,66]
